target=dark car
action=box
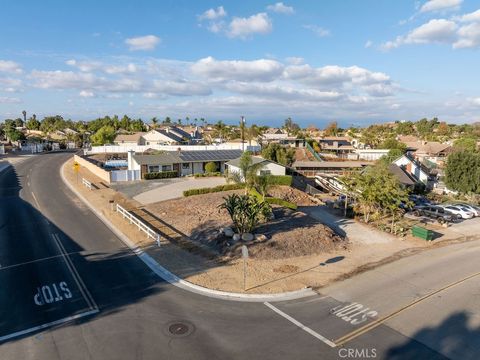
[412,205,455,224]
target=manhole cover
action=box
[169,323,189,335]
[164,320,195,338]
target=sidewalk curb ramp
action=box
[60,160,316,303]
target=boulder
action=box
[232,233,241,242]
[242,233,254,242]
[254,234,268,241]
[224,228,234,237]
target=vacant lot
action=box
[145,188,346,260]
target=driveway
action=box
[133,177,228,204]
[301,205,394,244]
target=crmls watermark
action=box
[338,348,377,358]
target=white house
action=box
[393,154,435,188]
[225,156,286,180]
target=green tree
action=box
[255,175,272,200]
[229,151,264,193]
[379,138,407,152]
[453,137,478,152]
[261,143,296,166]
[205,161,217,173]
[90,125,116,145]
[26,116,41,130]
[324,121,339,136]
[445,150,480,193]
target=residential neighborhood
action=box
[2,1,480,360]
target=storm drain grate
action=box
[165,321,195,338]
[169,323,189,335]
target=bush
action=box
[268,175,293,186]
[205,161,217,173]
[144,171,178,180]
[194,172,222,178]
[265,197,297,210]
[249,188,297,210]
[183,183,245,197]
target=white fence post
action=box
[115,203,161,246]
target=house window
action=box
[182,163,190,169]
[148,165,159,173]
[260,170,271,176]
[162,165,172,172]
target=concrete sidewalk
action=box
[133,177,227,204]
[301,205,395,244]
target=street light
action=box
[240,116,246,152]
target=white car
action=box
[452,203,480,217]
[440,205,475,219]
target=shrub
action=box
[265,197,297,210]
[144,171,178,180]
[183,183,245,197]
[268,175,293,186]
[249,188,297,210]
[205,161,217,173]
[194,172,222,178]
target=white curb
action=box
[60,160,316,303]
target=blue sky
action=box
[1,0,479,127]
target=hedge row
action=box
[183,183,245,197]
[144,171,178,180]
[193,172,223,178]
[268,175,293,186]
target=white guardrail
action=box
[116,203,161,246]
[82,178,93,190]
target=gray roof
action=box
[226,156,272,168]
[133,149,243,165]
[388,164,416,186]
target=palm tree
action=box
[151,117,158,129]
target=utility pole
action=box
[241,116,245,152]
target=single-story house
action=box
[114,132,146,145]
[127,149,243,178]
[114,126,202,146]
[388,164,416,188]
[225,156,286,180]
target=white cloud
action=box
[303,25,330,38]
[79,90,95,98]
[198,6,227,20]
[420,0,462,13]
[125,35,161,51]
[457,9,480,22]
[228,13,272,38]
[454,21,480,48]
[0,60,22,74]
[0,96,21,103]
[285,57,304,65]
[382,19,457,49]
[266,2,294,14]
[364,40,373,48]
[191,56,283,81]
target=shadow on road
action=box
[0,159,179,344]
[386,312,480,359]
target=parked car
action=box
[451,203,480,217]
[412,205,455,224]
[438,205,474,219]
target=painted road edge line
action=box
[334,269,480,346]
[0,309,99,343]
[264,302,336,348]
[59,160,315,303]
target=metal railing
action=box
[82,178,93,190]
[116,204,161,246]
[306,142,323,162]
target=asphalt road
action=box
[0,152,476,359]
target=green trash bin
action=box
[411,226,434,241]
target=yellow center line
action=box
[334,270,480,346]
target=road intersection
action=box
[0,153,477,359]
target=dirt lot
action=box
[145,188,346,260]
[64,157,479,294]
